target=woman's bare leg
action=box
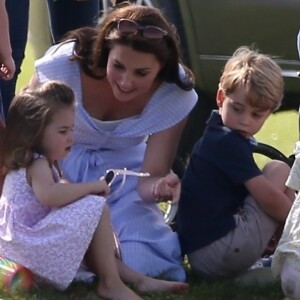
[85,204,143,300]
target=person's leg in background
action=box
[46,0,100,44]
[0,0,30,118]
[0,91,5,194]
[28,0,52,60]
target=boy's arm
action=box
[245,173,294,222]
[0,0,15,80]
[28,158,110,207]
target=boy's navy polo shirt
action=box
[178,110,262,254]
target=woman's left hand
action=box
[152,170,181,204]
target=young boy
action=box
[178,46,295,278]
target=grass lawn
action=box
[16,43,35,92]
[7,43,297,299]
[255,110,298,157]
[0,270,287,300]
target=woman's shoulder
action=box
[160,82,198,101]
[35,40,80,84]
[125,82,198,135]
[36,40,76,66]
[150,82,198,115]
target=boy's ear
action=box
[216,88,225,108]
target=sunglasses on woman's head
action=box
[116,18,168,41]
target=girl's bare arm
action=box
[28,158,110,207]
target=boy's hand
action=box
[152,170,181,204]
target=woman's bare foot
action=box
[136,276,189,294]
[97,280,144,300]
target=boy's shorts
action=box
[188,196,279,278]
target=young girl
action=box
[0,81,188,299]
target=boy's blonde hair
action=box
[219,46,284,111]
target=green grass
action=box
[9,44,297,299]
[0,271,287,300]
[253,110,298,168]
[255,110,298,157]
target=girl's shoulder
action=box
[33,153,44,160]
[28,155,61,184]
[29,154,49,172]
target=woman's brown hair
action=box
[64,3,194,90]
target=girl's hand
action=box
[98,178,111,196]
[152,170,181,204]
[0,56,15,80]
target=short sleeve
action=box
[208,132,261,184]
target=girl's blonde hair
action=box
[3,80,75,171]
[219,46,284,111]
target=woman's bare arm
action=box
[28,158,110,207]
[137,117,187,203]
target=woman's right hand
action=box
[152,170,181,204]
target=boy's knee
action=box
[262,160,291,188]
[263,160,290,175]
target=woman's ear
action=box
[216,87,225,108]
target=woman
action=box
[31,3,198,281]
